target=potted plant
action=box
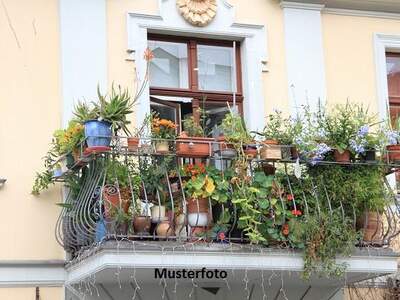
[220,110,254,158]
[102,159,135,219]
[127,114,151,151]
[349,125,380,162]
[182,163,213,227]
[383,117,400,162]
[132,199,151,235]
[176,109,214,158]
[257,109,290,160]
[151,116,177,153]
[139,157,172,222]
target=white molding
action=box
[128,0,267,132]
[0,261,65,287]
[59,0,108,127]
[280,1,325,11]
[324,8,400,20]
[374,33,400,120]
[66,249,398,284]
[282,4,327,114]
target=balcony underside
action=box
[65,241,398,300]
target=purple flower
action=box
[350,139,366,154]
[387,131,399,145]
[357,125,369,137]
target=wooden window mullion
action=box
[189,40,198,91]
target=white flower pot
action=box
[188,213,208,227]
[150,205,166,223]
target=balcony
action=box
[51,137,400,299]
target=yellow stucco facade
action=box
[1,0,400,297]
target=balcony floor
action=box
[65,240,399,300]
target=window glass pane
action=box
[197,45,234,92]
[387,55,400,124]
[148,40,189,89]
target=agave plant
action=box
[94,85,135,135]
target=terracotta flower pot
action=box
[291,146,299,159]
[333,149,351,163]
[176,136,214,158]
[387,145,400,162]
[260,140,282,160]
[133,216,151,235]
[187,198,209,214]
[357,211,383,244]
[156,220,174,238]
[243,145,257,159]
[103,185,120,219]
[127,137,140,151]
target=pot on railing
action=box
[154,140,169,154]
[215,135,235,157]
[333,149,351,163]
[187,198,209,227]
[84,120,112,148]
[133,216,151,235]
[127,137,140,151]
[176,132,213,158]
[360,149,376,162]
[260,140,282,160]
[243,144,257,159]
[387,144,400,163]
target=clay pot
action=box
[156,220,174,238]
[262,163,276,175]
[133,216,151,235]
[103,185,120,219]
[216,136,234,150]
[357,211,383,244]
[155,141,169,153]
[127,137,140,151]
[187,198,209,214]
[243,145,257,159]
[333,149,351,163]
[387,145,400,162]
[291,146,299,160]
[260,140,282,160]
[176,136,214,158]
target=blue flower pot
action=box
[95,220,107,242]
[84,120,112,148]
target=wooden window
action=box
[148,34,243,134]
[387,53,400,123]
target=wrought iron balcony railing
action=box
[53,137,400,265]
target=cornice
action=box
[281,0,400,14]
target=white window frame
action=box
[127,0,268,132]
[374,33,400,120]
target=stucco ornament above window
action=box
[177,0,217,27]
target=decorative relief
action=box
[177,0,217,27]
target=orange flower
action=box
[291,209,302,216]
[144,47,154,61]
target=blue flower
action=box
[350,139,366,154]
[387,130,399,145]
[357,125,369,137]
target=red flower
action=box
[287,194,294,201]
[291,209,302,216]
[218,232,226,240]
